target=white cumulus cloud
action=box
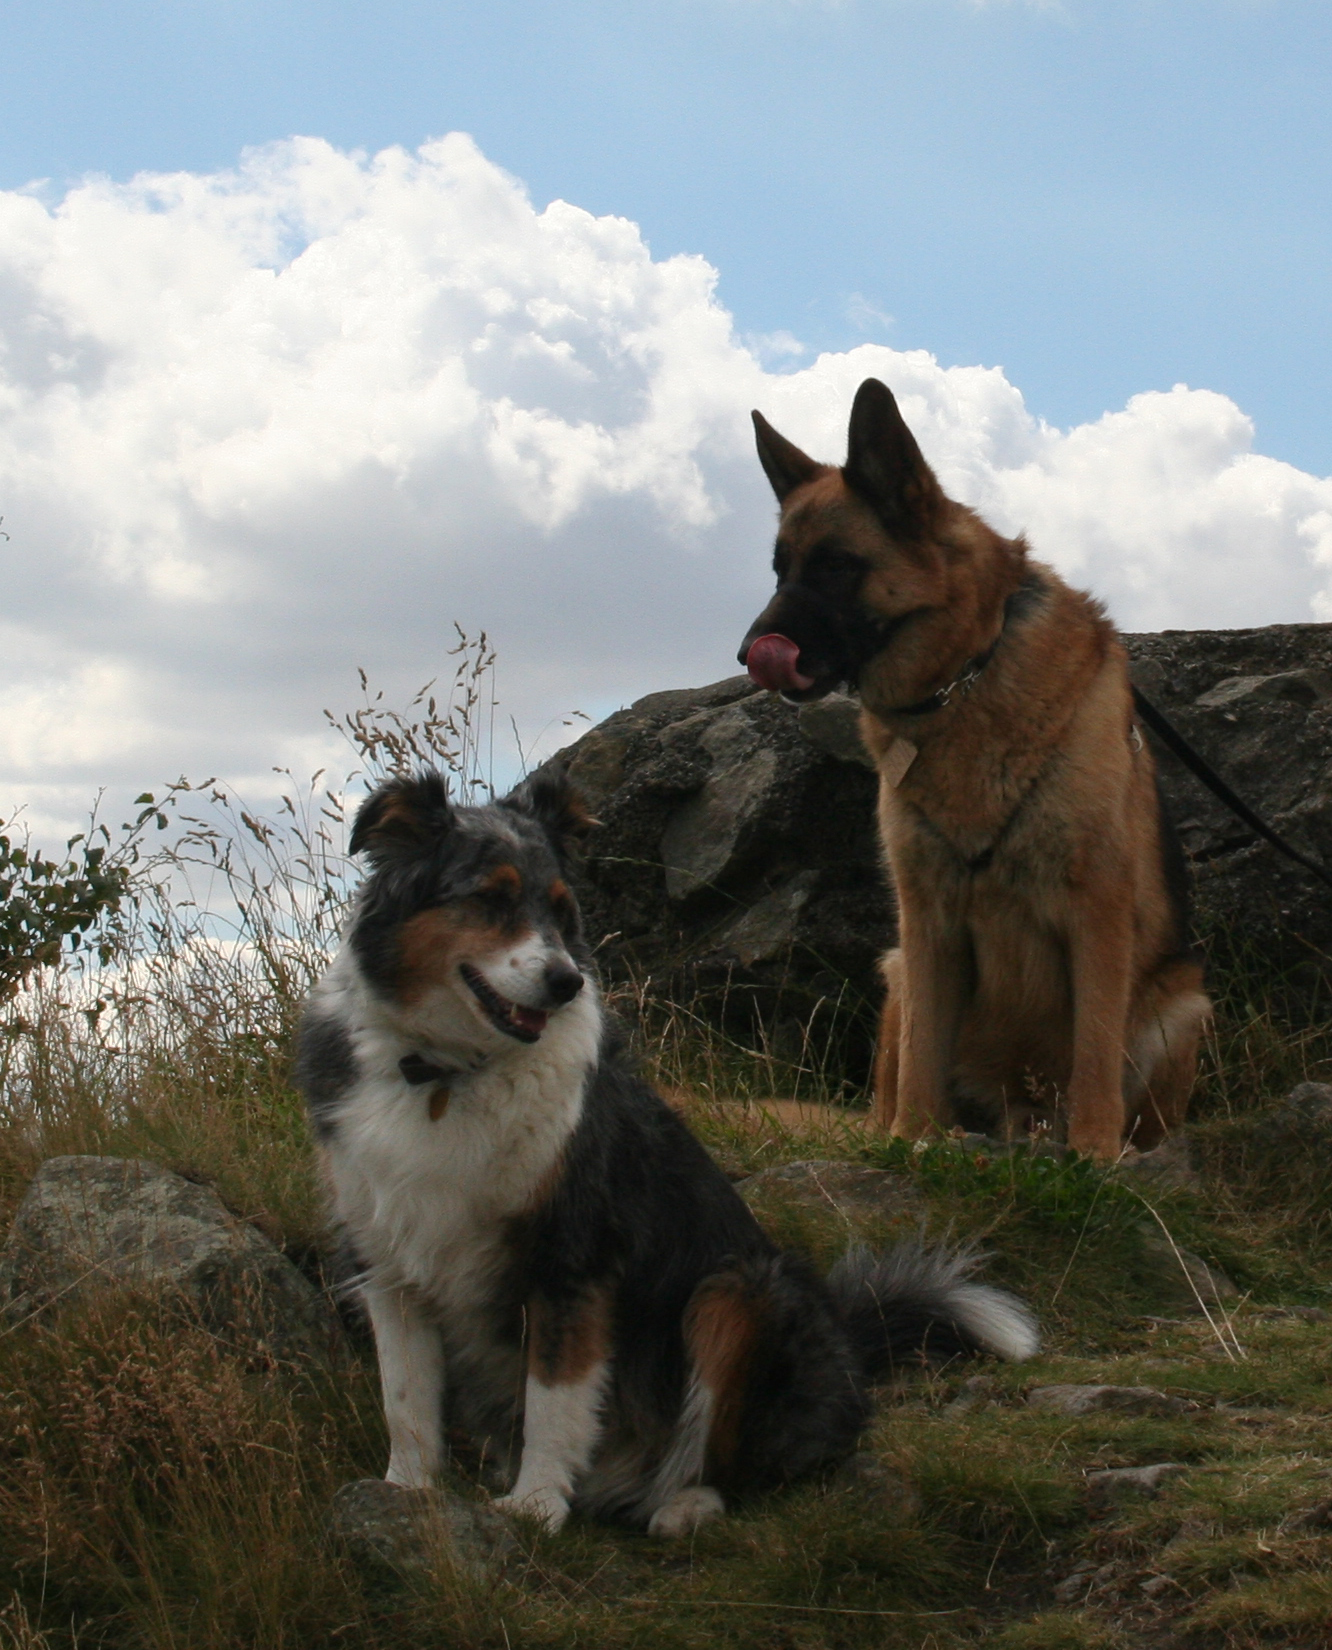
[1,134,1329,836]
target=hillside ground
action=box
[0,931,1329,1650]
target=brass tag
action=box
[882,737,918,788]
[428,1083,452,1122]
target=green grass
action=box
[1,729,1330,1647]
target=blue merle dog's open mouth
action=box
[460,963,549,1043]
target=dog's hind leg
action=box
[644,1270,763,1537]
[872,950,903,1129]
[364,1284,446,1489]
[1125,959,1211,1150]
[494,1291,612,1533]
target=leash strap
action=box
[1132,686,1332,891]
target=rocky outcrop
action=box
[550,623,1332,1082]
[0,1156,343,1364]
[559,676,886,1075]
[329,1479,516,1585]
[1124,624,1332,1018]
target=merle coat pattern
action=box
[295,769,1038,1536]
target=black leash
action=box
[1132,686,1332,892]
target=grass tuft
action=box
[0,668,1329,1646]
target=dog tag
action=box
[428,1082,451,1122]
[883,737,918,788]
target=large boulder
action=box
[549,623,1332,1083]
[560,675,887,1078]
[0,1156,343,1364]
[1125,623,1332,1017]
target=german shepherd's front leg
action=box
[885,896,970,1141]
[494,1292,612,1533]
[1064,888,1135,1161]
[872,952,903,1129]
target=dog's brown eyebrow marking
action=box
[548,878,570,904]
[479,864,522,898]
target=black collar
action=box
[398,1052,462,1087]
[886,573,1042,718]
[890,635,1002,717]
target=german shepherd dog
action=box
[739,380,1211,1162]
[295,769,1037,1536]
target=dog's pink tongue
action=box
[512,1004,549,1036]
[745,633,814,693]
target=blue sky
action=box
[3,0,1330,472]
[2,0,1331,831]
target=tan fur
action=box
[748,382,1211,1161]
[528,1291,612,1385]
[685,1275,761,1476]
[479,863,523,898]
[396,908,528,1006]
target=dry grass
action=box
[0,662,1329,1648]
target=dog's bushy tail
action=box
[826,1240,1039,1376]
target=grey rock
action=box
[1125,623,1332,1009]
[1137,1227,1240,1313]
[1052,1564,1097,1604]
[627,675,759,727]
[329,1479,516,1585]
[1085,1463,1188,1507]
[702,871,821,967]
[1248,1085,1332,1168]
[1251,1304,1330,1323]
[1284,1081,1332,1126]
[797,693,875,770]
[1026,1384,1190,1417]
[0,1156,342,1364]
[830,1453,920,1521]
[737,1159,923,1225]
[544,621,1332,1091]
[660,705,781,899]
[1194,669,1332,710]
[543,675,890,1080]
[946,1374,1000,1414]
[1113,1134,1201,1193]
[952,1132,992,1154]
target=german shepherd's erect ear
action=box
[843,379,945,539]
[349,771,456,862]
[751,410,826,502]
[501,768,599,865]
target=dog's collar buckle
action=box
[892,646,995,718]
[885,572,1041,719]
[399,1052,463,1120]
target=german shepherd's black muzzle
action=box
[738,584,909,703]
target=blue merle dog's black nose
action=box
[543,961,584,1006]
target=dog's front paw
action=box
[385,1458,434,1490]
[647,1486,725,1539]
[493,1485,571,1533]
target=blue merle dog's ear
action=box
[349,771,456,863]
[500,768,599,862]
